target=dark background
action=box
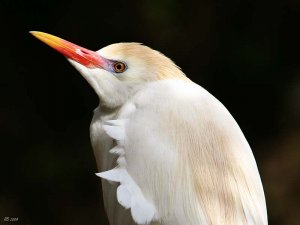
[0,0,299,225]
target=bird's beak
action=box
[30,31,105,68]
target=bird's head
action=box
[30,31,188,108]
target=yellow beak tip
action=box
[29,31,40,36]
[29,31,63,49]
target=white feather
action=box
[95,168,124,182]
[98,162,158,224]
[105,119,126,127]
[117,156,127,167]
[109,146,125,155]
[117,185,131,208]
[131,196,157,225]
[102,124,125,141]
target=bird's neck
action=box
[84,72,131,108]
[94,76,144,109]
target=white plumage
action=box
[91,79,267,225]
[30,32,268,225]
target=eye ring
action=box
[113,62,127,73]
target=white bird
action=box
[30,31,268,225]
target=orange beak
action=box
[30,31,106,68]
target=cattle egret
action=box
[30,31,268,225]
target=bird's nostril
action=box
[78,49,89,55]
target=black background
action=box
[0,0,299,225]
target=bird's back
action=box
[92,79,267,225]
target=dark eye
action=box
[113,62,126,73]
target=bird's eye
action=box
[113,62,126,73]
